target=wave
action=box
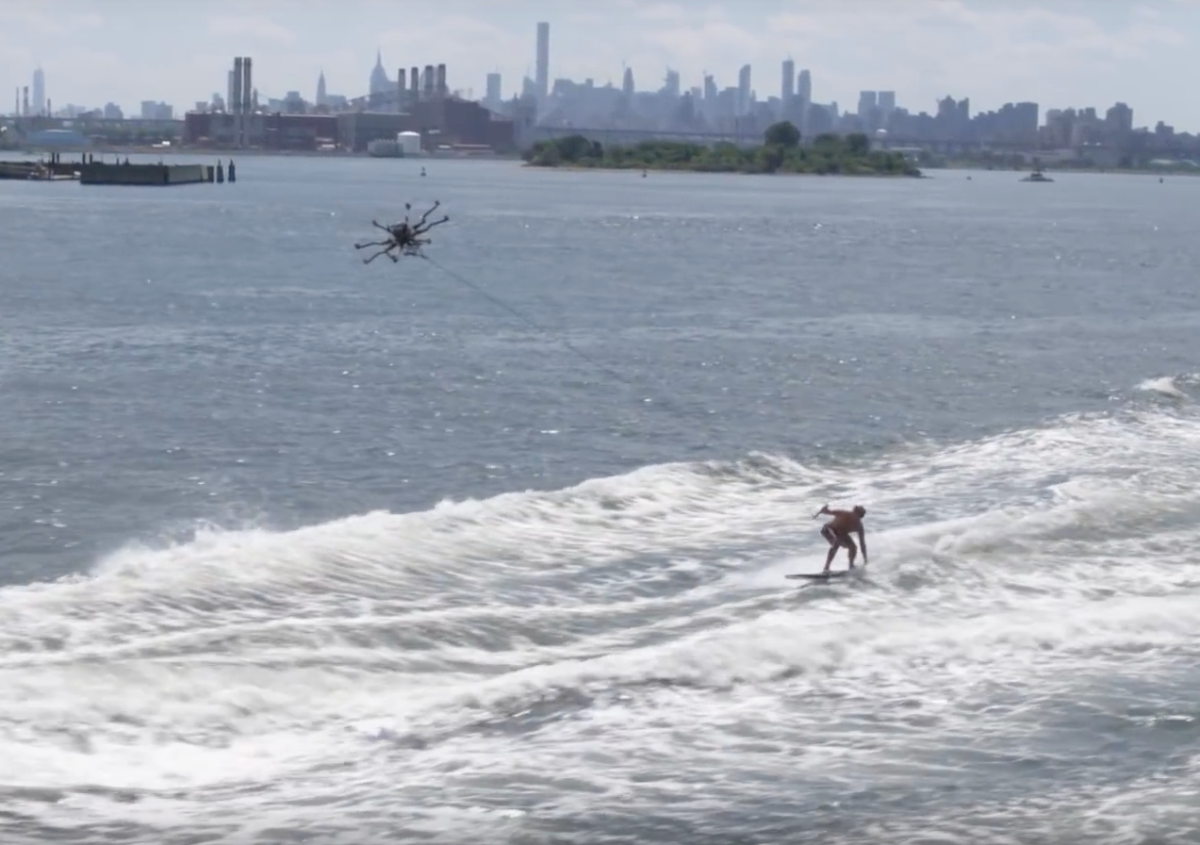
[1135,371,1200,401]
[3,395,1200,836]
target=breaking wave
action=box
[3,392,1200,843]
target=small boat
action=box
[1021,169,1053,183]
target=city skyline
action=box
[2,1,1198,129]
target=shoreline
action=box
[0,146,523,162]
[2,146,1188,177]
[522,162,924,178]
[933,161,1197,177]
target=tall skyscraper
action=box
[737,64,751,116]
[316,70,327,107]
[536,22,549,101]
[857,90,877,120]
[781,59,794,105]
[367,48,391,109]
[32,67,45,116]
[664,69,680,99]
[486,72,502,105]
[797,69,812,103]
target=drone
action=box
[354,201,450,264]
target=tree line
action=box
[523,121,922,177]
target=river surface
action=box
[1,156,1199,844]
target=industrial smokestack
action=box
[241,57,252,148]
[22,86,28,116]
[436,64,446,97]
[423,65,434,98]
[233,57,244,114]
[398,68,406,111]
[242,57,252,114]
[411,66,419,100]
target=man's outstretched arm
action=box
[820,505,854,517]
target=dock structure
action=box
[0,152,238,186]
[80,162,208,186]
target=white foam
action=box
[1137,375,1188,399]
[5,402,1200,838]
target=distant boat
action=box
[1021,169,1053,182]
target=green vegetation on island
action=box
[523,121,922,177]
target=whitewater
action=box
[4,395,1200,843]
[3,159,1200,843]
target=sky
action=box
[2,0,1199,129]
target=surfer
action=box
[817,504,867,573]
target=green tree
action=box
[845,132,871,156]
[763,121,801,149]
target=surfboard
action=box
[786,570,853,580]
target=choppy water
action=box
[2,157,1200,844]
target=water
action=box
[2,158,1199,843]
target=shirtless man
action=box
[818,504,867,573]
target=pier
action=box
[0,152,238,186]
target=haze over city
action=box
[2,0,1198,130]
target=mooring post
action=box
[228,159,236,183]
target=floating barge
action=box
[0,152,238,186]
[0,159,75,180]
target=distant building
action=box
[536,22,550,102]
[1106,102,1133,136]
[183,94,513,153]
[369,51,391,109]
[140,101,173,120]
[485,73,502,108]
[27,128,88,148]
[32,68,45,117]
[797,69,811,103]
[737,65,751,116]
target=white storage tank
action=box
[398,131,421,156]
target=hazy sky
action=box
[2,0,1198,128]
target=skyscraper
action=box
[781,59,794,105]
[857,91,877,120]
[536,22,549,101]
[486,72,501,106]
[737,64,751,116]
[316,70,327,107]
[32,67,45,116]
[367,50,391,110]
[797,69,812,103]
[664,69,680,99]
